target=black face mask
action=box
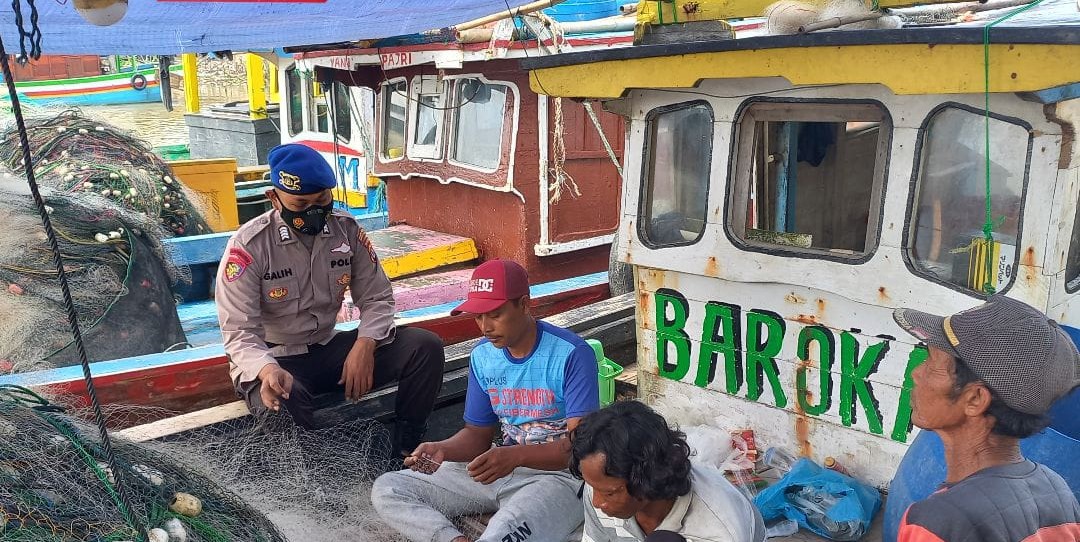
[278,200,334,236]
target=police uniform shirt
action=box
[215,208,395,385]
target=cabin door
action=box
[538,97,624,256]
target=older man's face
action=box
[910,347,969,430]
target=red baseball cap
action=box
[450,260,530,315]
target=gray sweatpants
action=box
[371,461,585,542]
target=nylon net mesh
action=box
[0,386,417,541]
[0,109,212,238]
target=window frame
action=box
[307,78,330,134]
[636,100,716,250]
[447,76,515,174]
[406,75,448,161]
[378,77,408,164]
[901,102,1034,298]
[285,65,303,137]
[331,80,352,143]
[1065,197,1080,294]
[724,97,893,264]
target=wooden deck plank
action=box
[116,401,249,442]
[365,268,473,315]
[235,165,269,183]
[369,225,479,279]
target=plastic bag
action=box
[754,458,881,541]
[683,425,755,472]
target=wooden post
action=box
[245,53,267,120]
[181,53,200,114]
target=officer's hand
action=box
[467,447,518,485]
[257,364,293,411]
[340,337,376,401]
[404,442,445,474]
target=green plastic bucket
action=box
[587,339,623,407]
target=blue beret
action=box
[267,143,337,195]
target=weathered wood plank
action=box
[116,401,249,442]
[364,268,473,315]
[367,225,480,279]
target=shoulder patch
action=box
[358,228,378,264]
[224,247,254,282]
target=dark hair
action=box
[569,401,692,501]
[952,358,1050,438]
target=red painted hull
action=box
[44,283,609,427]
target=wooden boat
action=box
[2,15,649,417]
[1,54,180,106]
[516,0,1080,494]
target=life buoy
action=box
[130,74,147,91]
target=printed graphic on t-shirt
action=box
[464,321,600,446]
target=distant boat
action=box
[0,54,180,106]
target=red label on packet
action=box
[732,428,759,462]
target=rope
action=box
[10,0,42,63]
[326,88,349,211]
[548,97,581,204]
[0,36,148,542]
[980,0,1042,294]
[583,101,623,178]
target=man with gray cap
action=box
[216,143,444,455]
[892,294,1080,542]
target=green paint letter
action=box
[796,326,834,416]
[655,288,692,382]
[696,302,743,391]
[839,332,887,435]
[891,345,929,443]
[744,310,787,408]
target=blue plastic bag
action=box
[754,458,882,541]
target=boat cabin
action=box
[283,20,635,283]
[521,0,1080,488]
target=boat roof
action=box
[521,0,1080,99]
[293,15,764,73]
[295,30,638,72]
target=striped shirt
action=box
[898,460,1080,542]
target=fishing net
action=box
[0,384,288,542]
[25,394,413,541]
[0,109,211,238]
[0,180,187,373]
[141,413,407,542]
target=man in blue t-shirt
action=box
[372,259,600,542]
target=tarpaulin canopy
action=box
[0,0,532,56]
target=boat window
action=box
[1066,200,1080,293]
[408,76,446,160]
[728,101,890,260]
[640,101,713,248]
[286,67,303,137]
[381,80,407,160]
[332,81,352,142]
[908,106,1030,294]
[450,79,508,170]
[309,80,330,134]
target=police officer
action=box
[215,143,443,455]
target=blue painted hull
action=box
[21,86,164,106]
